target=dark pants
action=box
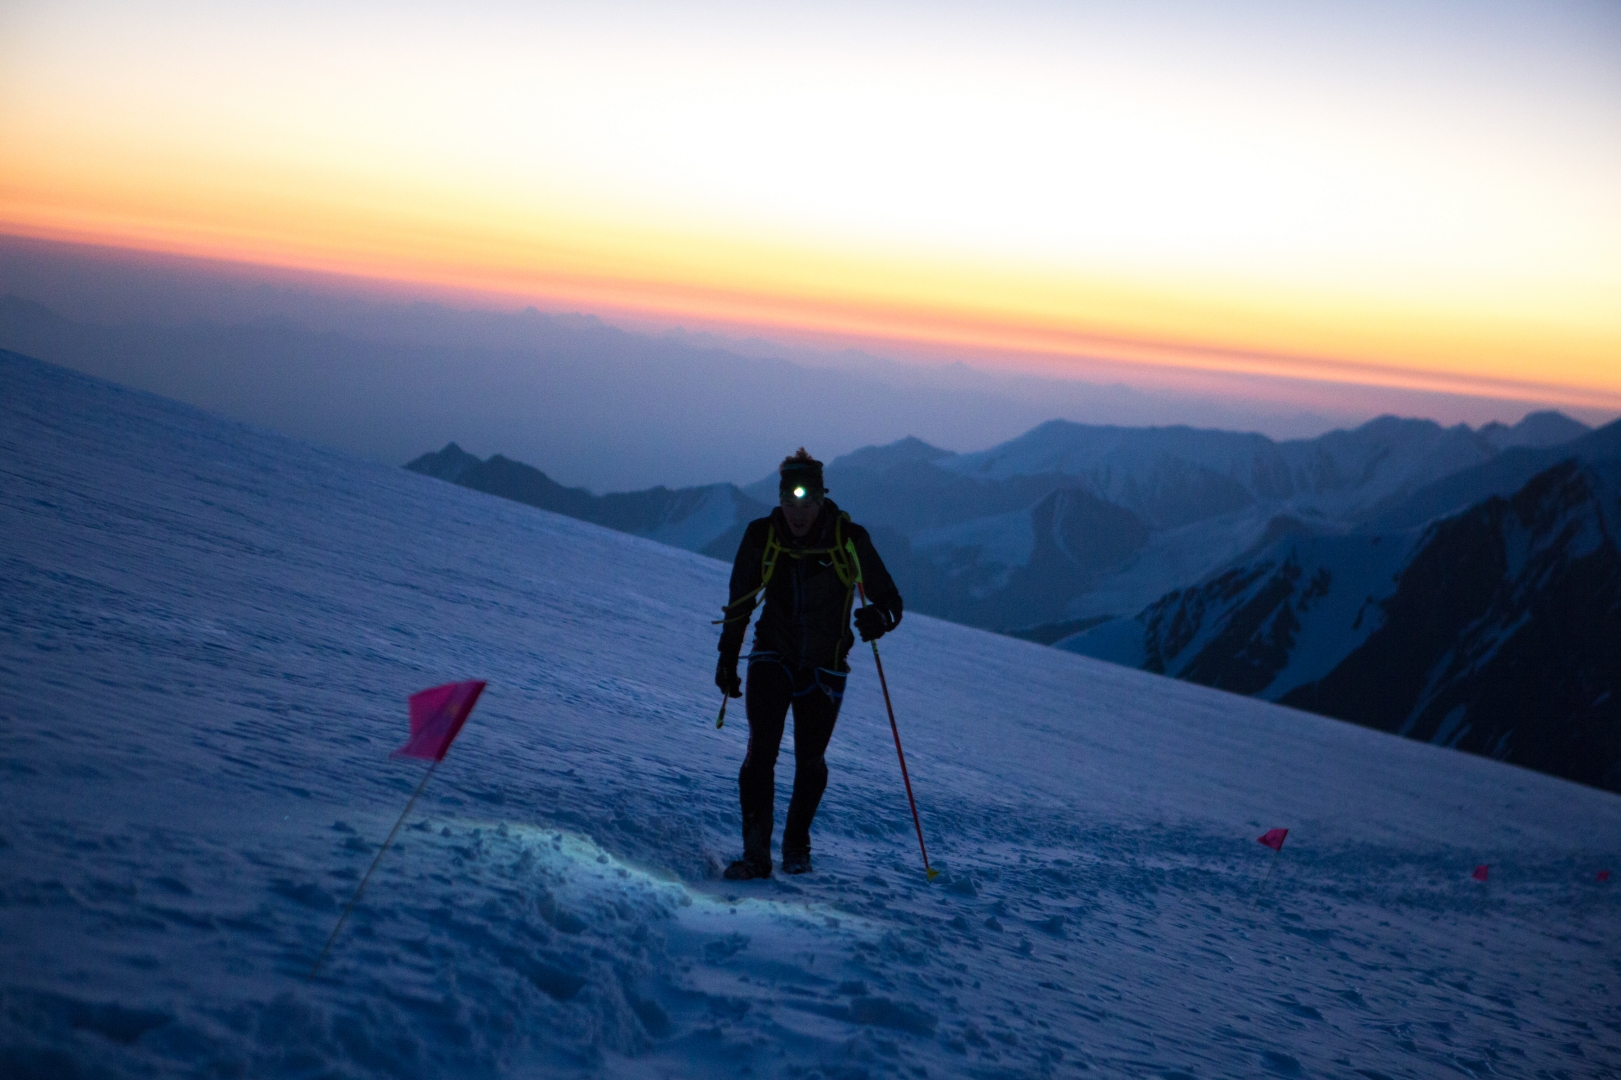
[739,660,846,859]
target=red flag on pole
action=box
[1472,864,1489,882]
[313,679,487,978]
[392,680,485,762]
[1251,828,1289,904]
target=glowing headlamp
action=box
[780,483,822,506]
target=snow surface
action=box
[1051,617,1146,670]
[3,351,1620,1079]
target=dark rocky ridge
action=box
[1281,459,1621,790]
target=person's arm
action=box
[716,522,766,691]
[849,524,903,639]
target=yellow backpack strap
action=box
[825,513,861,589]
[830,514,863,636]
[712,523,782,624]
[842,515,863,587]
[760,523,783,586]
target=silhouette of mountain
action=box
[405,446,769,560]
[405,441,482,483]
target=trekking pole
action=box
[310,759,439,979]
[857,583,939,882]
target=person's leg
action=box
[733,661,791,874]
[782,669,844,866]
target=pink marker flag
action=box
[313,679,487,979]
[1257,828,1288,852]
[1472,864,1489,882]
[391,680,486,762]
[1598,870,1611,883]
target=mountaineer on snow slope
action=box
[714,448,904,880]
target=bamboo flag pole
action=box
[309,680,485,979]
[310,760,439,979]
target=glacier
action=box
[2,351,1618,1078]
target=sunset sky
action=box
[3,0,1618,414]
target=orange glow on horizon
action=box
[4,2,1617,417]
[4,202,1617,417]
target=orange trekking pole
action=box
[856,582,938,882]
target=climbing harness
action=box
[743,651,849,702]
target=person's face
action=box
[780,488,822,536]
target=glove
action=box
[715,656,742,698]
[853,604,900,642]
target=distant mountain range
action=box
[1060,427,1621,792]
[409,409,1592,631]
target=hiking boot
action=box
[780,846,812,875]
[723,856,772,880]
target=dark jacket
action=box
[719,499,902,672]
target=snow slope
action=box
[3,351,1618,1079]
